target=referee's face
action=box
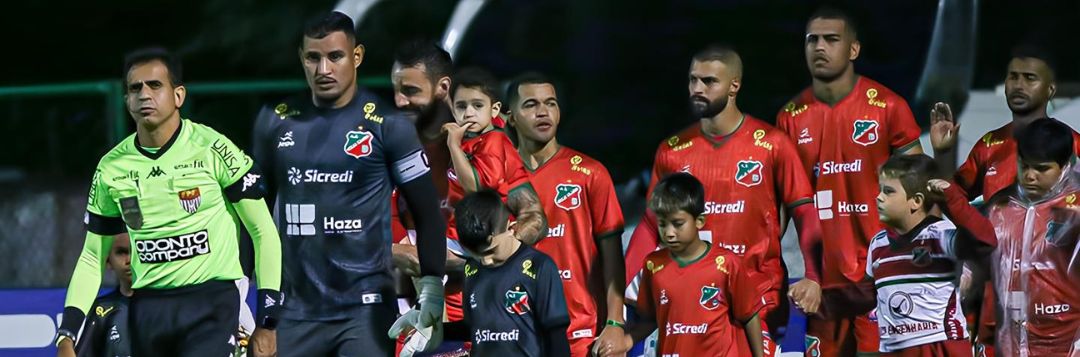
[125,60,184,128]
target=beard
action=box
[689,95,728,119]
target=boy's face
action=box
[1020,159,1064,200]
[108,234,132,287]
[877,176,915,228]
[655,210,705,255]
[452,87,500,133]
[464,221,516,266]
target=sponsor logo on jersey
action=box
[818,159,862,176]
[666,322,708,335]
[469,293,477,308]
[287,167,354,185]
[88,170,101,206]
[815,190,868,220]
[172,160,205,171]
[343,129,374,158]
[667,135,693,151]
[981,133,1005,148]
[888,291,914,317]
[178,187,202,214]
[680,164,691,174]
[1067,194,1078,208]
[715,256,728,273]
[716,242,747,255]
[558,269,572,280]
[805,335,821,357]
[660,289,669,305]
[911,246,932,267]
[324,216,362,234]
[798,127,814,145]
[753,129,773,150]
[278,131,295,148]
[95,305,115,318]
[465,263,478,277]
[136,230,210,263]
[571,329,593,339]
[285,203,316,236]
[547,224,565,238]
[866,88,887,108]
[148,166,166,178]
[570,155,592,175]
[704,201,744,214]
[699,285,723,310]
[522,259,536,279]
[474,329,520,343]
[211,139,245,177]
[852,120,880,146]
[554,183,582,210]
[274,103,300,120]
[646,260,664,274]
[504,285,530,315]
[986,164,998,176]
[120,196,143,229]
[784,101,808,117]
[837,201,869,215]
[108,325,120,342]
[362,102,384,123]
[241,173,261,192]
[882,321,940,335]
[735,160,764,187]
[1034,303,1071,315]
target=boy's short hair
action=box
[451,67,501,103]
[649,173,706,217]
[1015,117,1073,166]
[879,154,943,211]
[454,189,511,253]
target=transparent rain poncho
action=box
[986,162,1080,357]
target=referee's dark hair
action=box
[302,11,357,46]
[123,47,183,86]
[455,189,512,253]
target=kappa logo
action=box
[148,166,166,178]
[735,160,764,187]
[699,285,722,310]
[504,285,530,315]
[343,129,374,158]
[554,183,582,210]
[178,188,202,214]
[852,120,880,146]
[241,173,261,192]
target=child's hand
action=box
[593,331,632,357]
[442,122,474,147]
[789,278,822,315]
[927,179,951,194]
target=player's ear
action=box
[1049,83,1057,100]
[729,77,741,97]
[173,85,186,108]
[849,39,861,61]
[695,215,706,229]
[436,76,451,100]
[353,44,366,68]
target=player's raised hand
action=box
[442,122,474,148]
[929,102,959,152]
[927,179,952,194]
[788,278,822,315]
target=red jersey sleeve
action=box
[589,166,626,239]
[500,137,531,192]
[725,254,765,322]
[953,148,983,201]
[470,132,530,194]
[886,96,922,152]
[635,259,656,319]
[772,133,814,208]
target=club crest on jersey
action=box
[699,285,722,310]
[805,335,822,357]
[120,196,143,230]
[852,120,879,146]
[178,187,202,214]
[911,246,932,267]
[343,129,374,158]
[735,160,763,187]
[554,183,582,210]
[504,285,530,315]
[1045,221,1067,246]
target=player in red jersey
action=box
[505,73,627,356]
[775,7,924,356]
[928,47,1080,357]
[605,173,764,357]
[623,45,823,355]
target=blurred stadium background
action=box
[2,0,1080,354]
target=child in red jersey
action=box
[601,173,764,357]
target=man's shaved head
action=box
[691,44,743,79]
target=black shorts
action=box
[278,298,397,357]
[130,280,240,357]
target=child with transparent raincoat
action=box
[983,118,1080,357]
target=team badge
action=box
[504,285,530,315]
[554,183,582,210]
[888,291,914,317]
[1046,221,1067,246]
[343,130,374,158]
[735,160,763,187]
[911,246,932,267]
[178,187,202,214]
[119,196,143,230]
[852,120,879,146]
[805,335,822,357]
[699,285,722,310]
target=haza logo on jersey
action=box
[343,129,374,158]
[852,120,880,146]
[735,160,763,187]
[504,285,530,315]
[699,284,722,310]
[554,183,582,210]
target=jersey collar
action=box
[134,119,184,160]
[672,242,712,268]
[887,215,942,250]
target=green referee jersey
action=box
[86,119,251,289]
